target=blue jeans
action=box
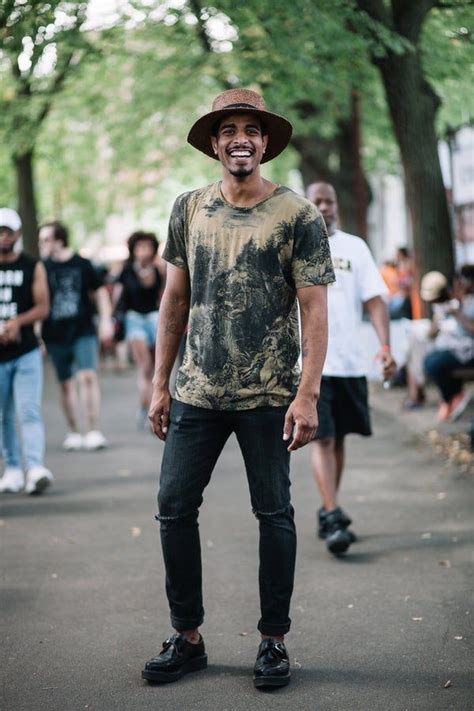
[157,400,296,637]
[424,350,474,403]
[0,348,45,469]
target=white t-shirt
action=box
[323,229,387,377]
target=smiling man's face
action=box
[211,113,268,178]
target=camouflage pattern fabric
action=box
[163,182,335,410]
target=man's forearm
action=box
[153,290,189,388]
[298,302,328,400]
[366,297,390,347]
[14,304,48,327]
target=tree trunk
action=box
[375,52,454,278]
[14,150,39,258]
[293,113,370,238]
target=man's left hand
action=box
[378,348,397,381]
[0,319,20,344]
[283,394,318,452]
[98,317,115,345]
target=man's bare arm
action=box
[149,263,190,439]
[364,296,396,380]
[1,262,50,344]
[284,284,328,452]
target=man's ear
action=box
[211,136,218,155]
[262,134,268,153]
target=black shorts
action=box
[314,376,372,440]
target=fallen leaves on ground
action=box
[427,430,474,473]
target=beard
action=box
[229,166,254,178]
[0,244,14,255]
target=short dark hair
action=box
[127,231,159,260]
[40,220,69,246]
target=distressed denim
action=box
[157,399,296,637]
[0,347,45,469]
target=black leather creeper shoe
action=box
[142,633,207,683]
[253,638,290,688]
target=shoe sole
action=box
[254,674,291,688]
[141,655,207,683]
[27,476,52,496]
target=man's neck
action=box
[52,247,74,262]
[220,171,277,208]
[0,251,20,264]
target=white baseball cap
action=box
[420,271,448,302]
[0,208,22,231]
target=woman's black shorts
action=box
[314,375,372,440]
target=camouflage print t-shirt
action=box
[163,182,335,410]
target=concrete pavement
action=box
[1,365,473,710]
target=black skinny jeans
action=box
[157,400,296,637]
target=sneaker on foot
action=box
[449,391,472,421]
[318,506,355,540]
[83,430,108,451]
[0,467,25,493]
[62,432,83,451]
[25,466,53,495]
[325,507,353,555]
[437,401,452,422]
[142,634,207,683]
[253,639,291,688]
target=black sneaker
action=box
[318,507,357,542]
[325,507,353,555]
[253,639,291,688]
[142,633,207,683]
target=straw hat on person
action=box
[187,88,293,164]
[420,271,448,302]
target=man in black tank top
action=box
[0,208,53,495]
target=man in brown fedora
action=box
[143,89,335,688]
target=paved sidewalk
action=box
[1,366,473,710]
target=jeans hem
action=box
[258,619,291,636]
[171,614,204,632]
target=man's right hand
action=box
[148,386,171,440]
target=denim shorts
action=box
[47,335,98,382]
[124,310,158,348]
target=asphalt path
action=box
[1,365,472,711]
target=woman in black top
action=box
[114,232,164,427]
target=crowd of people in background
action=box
[1,206,473,500]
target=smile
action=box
[229,150,253,158]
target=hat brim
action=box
[187,108,293,164]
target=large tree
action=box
[353,0,473,276]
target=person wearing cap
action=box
[0,208,53,495]
[403,270,452,410]
[305,182,396,556]
[424,266,474,421]
[142,89,335,688]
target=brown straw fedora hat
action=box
[187,88,293,164]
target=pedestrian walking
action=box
[38,221,114,451]
[306,182,396,556]
[113,231,163,428]
[142,89,335,689]
[0,208,53,495]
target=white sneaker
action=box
[62,432,83,451]
[83,430,108,451]
[25,466,53,495]
[0,467,25,493]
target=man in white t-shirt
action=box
[306,183,396,555]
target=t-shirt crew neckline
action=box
[218,182,282,211]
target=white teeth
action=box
[230,151,251,157]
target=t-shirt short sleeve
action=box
[357,240,388,302]
[291,204,335,288]
[84,258,104,291]
[162,193,188,270]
